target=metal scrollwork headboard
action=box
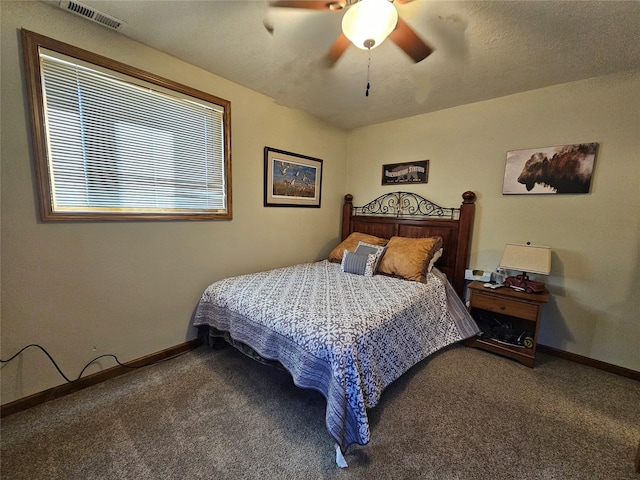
[352,191,457,219]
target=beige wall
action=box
[1,2,347,403]
[346,71,640,371]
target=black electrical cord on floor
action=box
[0,344,146,383]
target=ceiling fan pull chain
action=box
[365,45,371,97]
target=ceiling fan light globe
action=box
[341,0,398,50]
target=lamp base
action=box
[503,273,547,294]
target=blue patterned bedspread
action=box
[193,260,479,450]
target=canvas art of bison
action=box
[503,142,598,194]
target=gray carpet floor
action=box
[1,344,639,479]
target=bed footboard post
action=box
[341,194,353,241]
[453,191,476,297]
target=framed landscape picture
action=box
[382,160,429,185]
[264,147,323,207]
[503,142,598,194]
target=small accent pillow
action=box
[328,232,388,263]
[378,236,443,282]
[340,250,376,276]
[354,241,387,273]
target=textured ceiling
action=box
[54,0,640,130]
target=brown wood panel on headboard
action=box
[341,192,476,298]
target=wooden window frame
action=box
[21,29,232,221]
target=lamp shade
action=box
[341,0,398,50]
[499,243,551,275]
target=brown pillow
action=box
[328,233,388,263]
[377,236,443,282]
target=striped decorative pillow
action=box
[354,242,387,273]
[340,251,377,276]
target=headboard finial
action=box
[344,194,353,204]
[462,191,476,204]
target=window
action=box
[21,29,232,221]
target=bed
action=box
[193,191,479,466]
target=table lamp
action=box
[499,243,551,293]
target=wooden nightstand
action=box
[464,280,549,367]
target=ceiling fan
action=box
[270,0,433,64]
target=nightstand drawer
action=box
[471,293,538,320]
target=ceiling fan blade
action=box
[388,17,433,63]
[326,32,351,64]
[270,1,345,10]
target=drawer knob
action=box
[499,305,506,310]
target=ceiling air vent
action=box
[58,1,127,31]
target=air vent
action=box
[58,1,127,31]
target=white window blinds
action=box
[39,50,228,216]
